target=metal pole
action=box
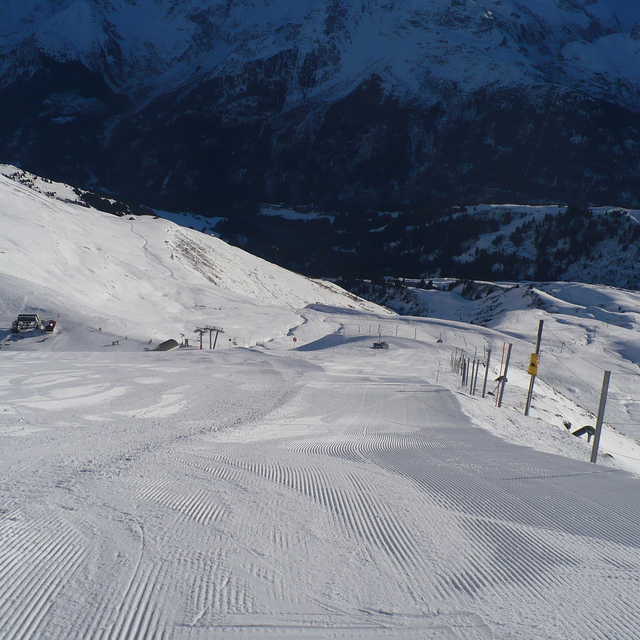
[482,348,492,398]
[590,370,611,464]
[209,329,213,350]
[497,343,512,408]
[213,331,219,349]
[525,320,544,416]
[534,319,544,354]
[472,359,480,395]
[524,374,535,415]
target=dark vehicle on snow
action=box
[11,314,44,333]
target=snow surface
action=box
[2,169,640,638]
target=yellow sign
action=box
[528,353,539,376]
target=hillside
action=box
[216,201,640,288]
[1,164,640,638]
[0,165,387,348]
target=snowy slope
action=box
[1,168,640,639]
[0,166,388,347]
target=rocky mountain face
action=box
[1,0,640,214]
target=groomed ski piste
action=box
[1,167,640,639]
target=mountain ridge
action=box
[3,1,638,103]
[2,1,640,212]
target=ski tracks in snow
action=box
[218,372,640,639]
[0,515,87,640]
[1,350,640,638]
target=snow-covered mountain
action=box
[1,163,639,458]
[0,164,388,347]
[2,0,638,104]
[1,0,640,211]
[3,163,640,639]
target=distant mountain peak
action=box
[2,0,640,213]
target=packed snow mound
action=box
[0,167,388,346]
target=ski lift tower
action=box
[194,327,207,349]
[204,325,225,349]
